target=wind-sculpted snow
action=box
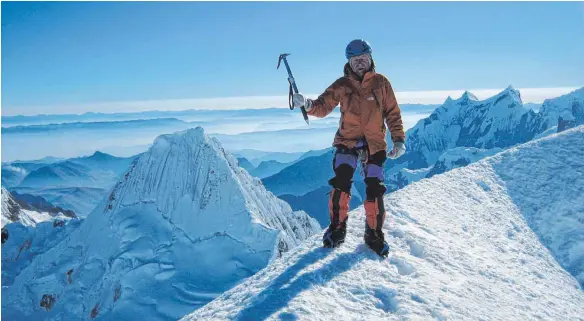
[1,127,319,321]
[183,126,584,321]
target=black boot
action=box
[364,227,389,257]
[323,221,347,248]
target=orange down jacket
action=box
[307,63,405,156]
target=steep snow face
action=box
[1,127,319,321]
[398,86,544,170]
[487,126,584,286]
[184,126,584,321]
[2,187,21,227]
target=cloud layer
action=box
[2,87,579,116]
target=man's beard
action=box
[353,65,368,76]
[350,58,371,76]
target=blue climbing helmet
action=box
[345,39,372,59]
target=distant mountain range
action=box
[384,86,583,190]
[1,118,196,134]
[3,151,140,217]
[260,86,584,223]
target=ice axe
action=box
[277,53,309,124]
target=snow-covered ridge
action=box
[392,86,583,172]
[401,86,535,169]
[2,187,57,228]
[384,86,583,192]
[2,127,319,321]
[184,125,584,321]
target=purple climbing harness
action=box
[334,138,384,181]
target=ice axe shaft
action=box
[277,53,309,124]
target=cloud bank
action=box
[3,87,579,116]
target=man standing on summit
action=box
[292,39,406,257]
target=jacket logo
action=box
[367,96,375,101]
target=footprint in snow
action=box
[390,256,416,276]
[373,287,399,313]
[389,228,406,238]
[408,240,426,259]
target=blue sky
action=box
[2,1,584,114]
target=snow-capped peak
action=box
[459,90,478,102]
[105,127,319,254]
[394,86,535,169]
[2,127,320,320]
[488,85,522,107]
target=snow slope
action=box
[1,127,320,321]
[2,216,82,287]
[183,126,584,321]
[2,187,81,287]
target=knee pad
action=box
[328,164,354,192]
[364,177,387,200]
[368,150,387,166]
